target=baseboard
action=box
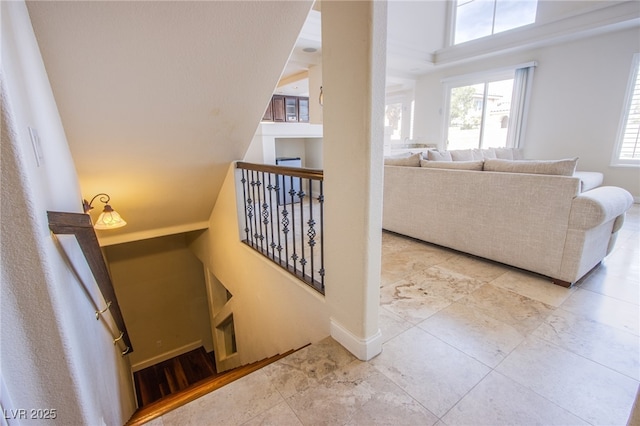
[131,340,203,372]
[330,318,382,361]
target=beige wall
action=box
[106,234,213,370]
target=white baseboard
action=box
[330,318,382,361]
[131,340,203,372]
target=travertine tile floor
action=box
[152,204,639,426]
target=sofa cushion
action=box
[426,149,452,161]
[449,149,491,161]
[420,159,484,171]
[450,149,475,161]
[480,148,497,159]
[484,158,578,176]
[384,152,421,167]
[493,148,524,160]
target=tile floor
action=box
[150,205,639,426]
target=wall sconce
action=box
[319,86,324,107]
[82,193,127,230]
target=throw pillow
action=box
[492,147,525,160]
[483,158,579,176]
[450,149,475,161]
[384,152,421,167]
[426,149,452,161]
[420,160,484,171]
[480,148,497,159]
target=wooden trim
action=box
[125,349,298,426]
[236,161,323,181]
[47,211,133,353]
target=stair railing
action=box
[47,211,133,354]
[235,161,324,294]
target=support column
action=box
[321,0,387,360]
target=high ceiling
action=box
[278,1,448,96]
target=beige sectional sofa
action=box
[382,149,634,286]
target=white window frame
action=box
[611,53,640,167]
[448,0,538,46]
[385,92,415,142]
[441,62,536,150]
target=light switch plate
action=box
[28,126,43,167]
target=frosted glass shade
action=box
[94,206,127,230]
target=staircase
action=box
[126,349,297,426]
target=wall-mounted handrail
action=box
[47,211,133,354]
[235,162,324,294]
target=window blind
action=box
[614,53,640,165]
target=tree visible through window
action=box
[447,79,514,150]
[454,0,538,45]
[613,53,640,166]
[444,64,535,150]
[385,103,403,142]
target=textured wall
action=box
[1,2,135,424]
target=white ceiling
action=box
[277,1,448,96]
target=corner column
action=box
[321,0,387,360]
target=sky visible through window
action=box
[455,0,537,44]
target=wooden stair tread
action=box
[126,349,296,426]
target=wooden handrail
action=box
[236,161,323,181]
[47,211,133,354]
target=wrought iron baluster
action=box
[289,175,297,274]
[274,176,283,265]
[298,179,306,280]
[281,173,290,266]
[256,171,265,252]
[250,170,260,249]
[267,173,276,261]
[318,180,325,292]
[241,169,250,242]
[307,178,316,285]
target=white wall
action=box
[245,122,323,165]
[414,26,640,198]
[275,137,324,168]
[1,1,135,424]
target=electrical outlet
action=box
[156,340,162,348]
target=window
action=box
[384,93,415,154]
[612,53,640,166]
[385,103,403,142]
[444,63,535,150]
[453,0,537,45]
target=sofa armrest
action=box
[573,171,604,192]
[568,186,633,230]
